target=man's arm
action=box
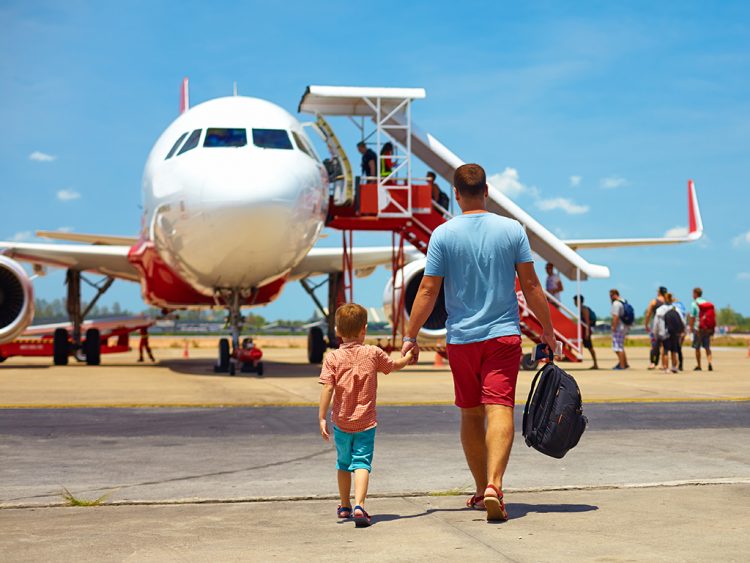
[318,384,334,441]
[556,277,564,294]
[367,157,376,177]
[581,306,590,337]
[516,262,556,351]
[401,275,444,363]
[612,311,620,332]
[644,300,655,331]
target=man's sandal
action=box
[337,505,352,518]
[353,505,371,528]
[483,484,508,522]
[466,494,485,510]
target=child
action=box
[318,303,413,527]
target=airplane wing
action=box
[289,246,424,280]
[0,242,139,281]
[564,180,704,250]
[35,231,139,246]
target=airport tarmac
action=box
[1,343,748,408]
[1,343,749,561]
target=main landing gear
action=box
[52,270,114,366]
[300,272,344,364]
[213,289,264,376]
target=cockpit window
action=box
[252,129,293,150]
[177,129,202,155]
[204,128,247,148]
[292,131,315,160]
[165,132,189,160]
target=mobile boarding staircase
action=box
[300,86,610,365]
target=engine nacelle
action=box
[383,258,447,340]
[0,256,34,344]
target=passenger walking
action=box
[662,293,686,373]
[644,287,668,370]
[671,295,688,371]
[402,163,556,522]
[545,262,564,301]
[318,303,413,527]
[609,289,632,370]
[573,295,598,369]
[689,287,715,371]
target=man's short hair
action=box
[610,289,620,297]
[694,287,703,297]
[453,163,486,197]
[335,303,368,338]
[658,286,668,296]
[356,141,366,148]
[426,171,436,180]
[574,295,584,303]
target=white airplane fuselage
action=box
[141,96,328,297]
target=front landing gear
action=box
[213,289,264,376]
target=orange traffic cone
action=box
[183,339,189,358]
[434,351,445,367]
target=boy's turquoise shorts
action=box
[333,425,376,472]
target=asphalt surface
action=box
[2,402,749,506]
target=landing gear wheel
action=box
[521,353,539,371]
[53,328,69,366]
[308,326,325,364]
[85,328,101,366]
[0,355,6,363]
[256,361,264,377]
[214,338,230,372]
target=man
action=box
[573,295,598,369]
[427,171,450,215]
[545,263,563,301]
[356,141,376,179]
[689,287,714,371]
[138,327,155,363]
[609,289,629,370]
[644,286,668,369]
[402,163,556,522]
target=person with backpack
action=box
[644,286,668,369]
[672,296,688,371]
[573,295,598,369]
[609,289,633,370]
[689,287,715,371]
[656,294,685,373]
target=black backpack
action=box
[522,361,587,459]
[664,307,685,335]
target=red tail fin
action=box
[687,179,703,237]
[180,78,190,114]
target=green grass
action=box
[61,487,111,507]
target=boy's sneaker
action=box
[353,505,371,528]
[708,363,713,371]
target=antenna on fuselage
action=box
[233,81,238,96]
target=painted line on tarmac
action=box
[0,396,749,409]
[2,477,749,510]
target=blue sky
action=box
[2,1,749,320]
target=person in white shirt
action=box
[545,263,563,301]
[609,289,629,370]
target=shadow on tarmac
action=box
[362,503,598,525]
[160,358,321,378]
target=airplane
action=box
[0,81,704,371]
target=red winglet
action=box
[687,179,703,236]
[179,77,190,114]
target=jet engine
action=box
[383,258,447,340]
[0,256,34,344]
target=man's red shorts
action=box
[446,335,522,408]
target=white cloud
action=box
[664,226,688,237]
[569,175,582,187]
[732,230,750,247]
[10,231,33,242]
[737,272,750,281]
[57,189,81,201]
[536,197,589,215]
[29,151,56,162]
[488,167,528,198]
[600,176,629,189]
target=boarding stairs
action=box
[300,86,588,362]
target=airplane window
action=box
[292,131,314,158]
[204,128,247,148]
[165,132,188,160]
[177,129,202,156]
[252,129,293,150]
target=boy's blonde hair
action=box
[335,303,368,338]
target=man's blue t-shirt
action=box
[424,212,533,344]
